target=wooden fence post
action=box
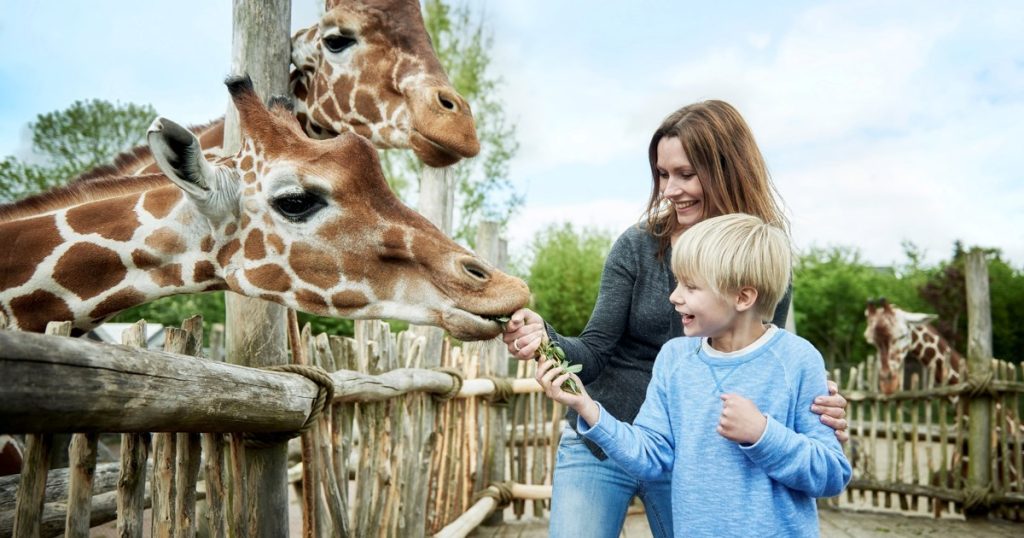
[965,247,993,519]
[476,220,508,527]
[406,165,455,535]
[222,1,292,536]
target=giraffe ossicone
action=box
[0,75,529,339]
[863,297,963,395]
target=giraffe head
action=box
[864,297,937,394]
[0,75,525,338]
[290,0,479,168]
[147,75,525,339]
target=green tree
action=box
[793,246,925,371]
[0,99,157,202]
[381,0,522,246]
[526,223,612,337]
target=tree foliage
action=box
[526,223,612,337]
[0,100,157,202]
[381,0,522,246]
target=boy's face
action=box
[669,277,737,338]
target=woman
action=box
[502,100,849,537]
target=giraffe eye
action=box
[323,34,357,54]
[272,192,326,221]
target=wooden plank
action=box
[63,432,98,537]
[117,320,150,538]
[965,248,993,518]
[0,329,317,433]
[12,321,69,538]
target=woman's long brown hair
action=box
[644,100,788,258]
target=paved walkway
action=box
[468,507,1024,537]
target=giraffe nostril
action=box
[462,260,490,282]
[437,92,457,112]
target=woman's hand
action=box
[502,307,548,361]
[812,380,849,444]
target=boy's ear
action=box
[734,286,759,312]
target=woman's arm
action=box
[503,230,640,382]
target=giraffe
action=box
[863,297,963,395]
[0,75,528,339]
[94,0,478,181]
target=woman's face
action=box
[657,136,704,232]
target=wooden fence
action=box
[828,249,1024,522]
[0,317,562,537]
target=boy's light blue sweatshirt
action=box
[579,330,852,537]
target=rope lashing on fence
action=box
[482,375,515,407]
[244,364,335,448]
[471,481,516,509]
[430,366,465,401]
[962,485,994,511]
[964,370,997,398]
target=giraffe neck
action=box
[909,324,963,386]
[0,184,231,333]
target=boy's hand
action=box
[536,357,598,423]
[718,393,767,444]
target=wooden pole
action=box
[408,164,456,535]
[475,220,507,527]
[223,1,292,535]
[965,248,993,518]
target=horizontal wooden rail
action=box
[1,330,545,434]
[433,482,552,538]
[0,330,315,433]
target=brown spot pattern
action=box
[89,287,145,319]
[240,156,253,172]
[0,215,63,290]
[11,290,74,332]
[145,227,186,255]
[240,214,251,229]
[224,223,238,236]
[244,230,266,260]
[66,195,140,242]
[289,243,340,289]
[246,264,292,292]
[332,289,369,310]
[194,261,218,283]
[131,249,161,270]
[53,243,127,300]
[354,89,382,124]
[217,239,241,267]
[142,186,183,219]
[201,236,215,252]
[150,264,184,288]
[296,289,328,312]
[267,234,286,255]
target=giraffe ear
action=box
[904,312,938,326]
[291,25,321,79]
[147,117,217,199]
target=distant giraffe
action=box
[863,297,963,395]
[0,76,528,338]
[89,0,478,182]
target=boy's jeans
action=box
[548,427,672,538]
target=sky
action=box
[1,0,1022,268]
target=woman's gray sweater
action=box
[545,224,791,459]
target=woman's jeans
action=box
[548,427,672,537]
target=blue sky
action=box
[1,0,1022,267]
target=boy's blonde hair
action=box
[671,213,792,320]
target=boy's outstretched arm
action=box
[536,357,675,480]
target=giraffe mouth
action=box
[410,130,463,168]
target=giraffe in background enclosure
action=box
[0,76,528,337]
[92,0,478,181]
[863,297,963,395]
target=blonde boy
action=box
[538,213,851,537]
